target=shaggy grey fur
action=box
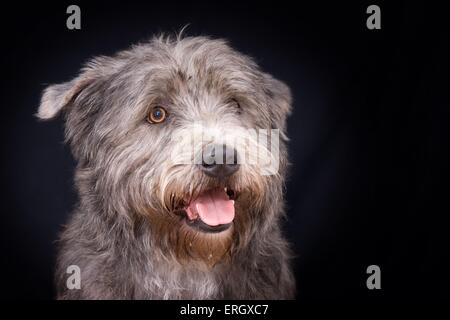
[38,34,295,299]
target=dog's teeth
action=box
[224,187,227,192]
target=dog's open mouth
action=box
[183,187,237,233]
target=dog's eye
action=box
[230,99,242,113]
[147,106,167,124]
[231,99,241,109]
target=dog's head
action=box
[38,36,292,266]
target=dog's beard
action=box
[141,169,268,267]
[93,153,270,267]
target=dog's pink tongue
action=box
[188,188,235,226]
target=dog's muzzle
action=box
[175,144,241,233]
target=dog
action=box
[37,34,295,299]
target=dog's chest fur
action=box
[140,263,220,299]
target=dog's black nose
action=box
[200,144,239,179]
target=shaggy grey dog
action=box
[38,34,295,299]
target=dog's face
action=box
[38,36,291,266]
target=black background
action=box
[1,1,449,302]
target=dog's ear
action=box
[37,73,94,120]
[263,73,292,132]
